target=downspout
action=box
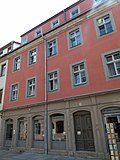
[63,9,67,22]
[43,34,48,154]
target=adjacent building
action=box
[0,0,120,159]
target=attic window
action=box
[21,37,27,45]
[8,47,12,52]
[34,29,42,38]
[70,7,80,19]
[51,19,59,29]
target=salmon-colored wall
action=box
[21,0,92,43]
[4,44,45,108]
[3,4,120,109]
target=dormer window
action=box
[21,37,27,45]
[70,7,80,19]
[34,28,42,38]
[51,19,59,29]
[8,47,12,52]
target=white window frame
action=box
[11,83,18,101]
[48,71,59,92]
[28,48,37,65]
[102,50,120,79]
[70,6,80,19]
[94,11,116,37]
[13,56,21,71]
[34,28,42,38]
[27,77,36,97]
[51,18,59,29]
[21,36,28,45]
[73,63,86,86]
[68,27,82,49]
[47,39,57,57]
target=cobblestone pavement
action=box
[0,150,103,160]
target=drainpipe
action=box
[63,9,67,22]
[43,34,48,154]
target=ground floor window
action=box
[18,117,27,140]
[33,116,44,141]
[5,119,13,140]
[51,114,66,141]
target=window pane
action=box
[106,22,113,33]
[99,25,106,36]
[106,56,112,62]
[116,62,120,74]
[108,63,116,76]
[74,73,80,85]
[114,53,120,60]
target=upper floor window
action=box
[48,71,59,92]
[0,51,3,57]
[71,61,87,86]
[13,56,21,71]
[28,48,37,65]
[47,39,57,57]
[68,27,83,49]
[34,28,42,38]
[0,63,6,76]
[51,19,59,29]
[104,51,120,78]
[7,47,12,53]
[27,77,36,97]
[94,11,116,37]
[70,7,80,19]
[21,37,27,45]
[11,83,18,101]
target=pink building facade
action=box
[1,0,120,159]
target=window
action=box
[94,11,116,37]
[104,51,120,78]
[1,63,6,76]
[5,119,13,140]
[71,61,87,86]
[51,19,59,29]
[28,48,37,65]
[51,114,65,141]
[0,51,3,57]
[13,56,21,71]
[8,47,12,52]
[33,116,44,141]
[27,77,36,97]
[34,29,42,38]
[48,71,58,92]
[18,118,27,140]
[70,7,80,19]
[68,27,82,49]
[0,89,3,104]
[48,39,57,57]
[11,83,18,101]
[21,37,27,45]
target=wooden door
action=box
[74,111,95,151]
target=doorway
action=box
[74,111,95,151]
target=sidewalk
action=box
[0,150,103,160]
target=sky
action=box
[0,0,78,48]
